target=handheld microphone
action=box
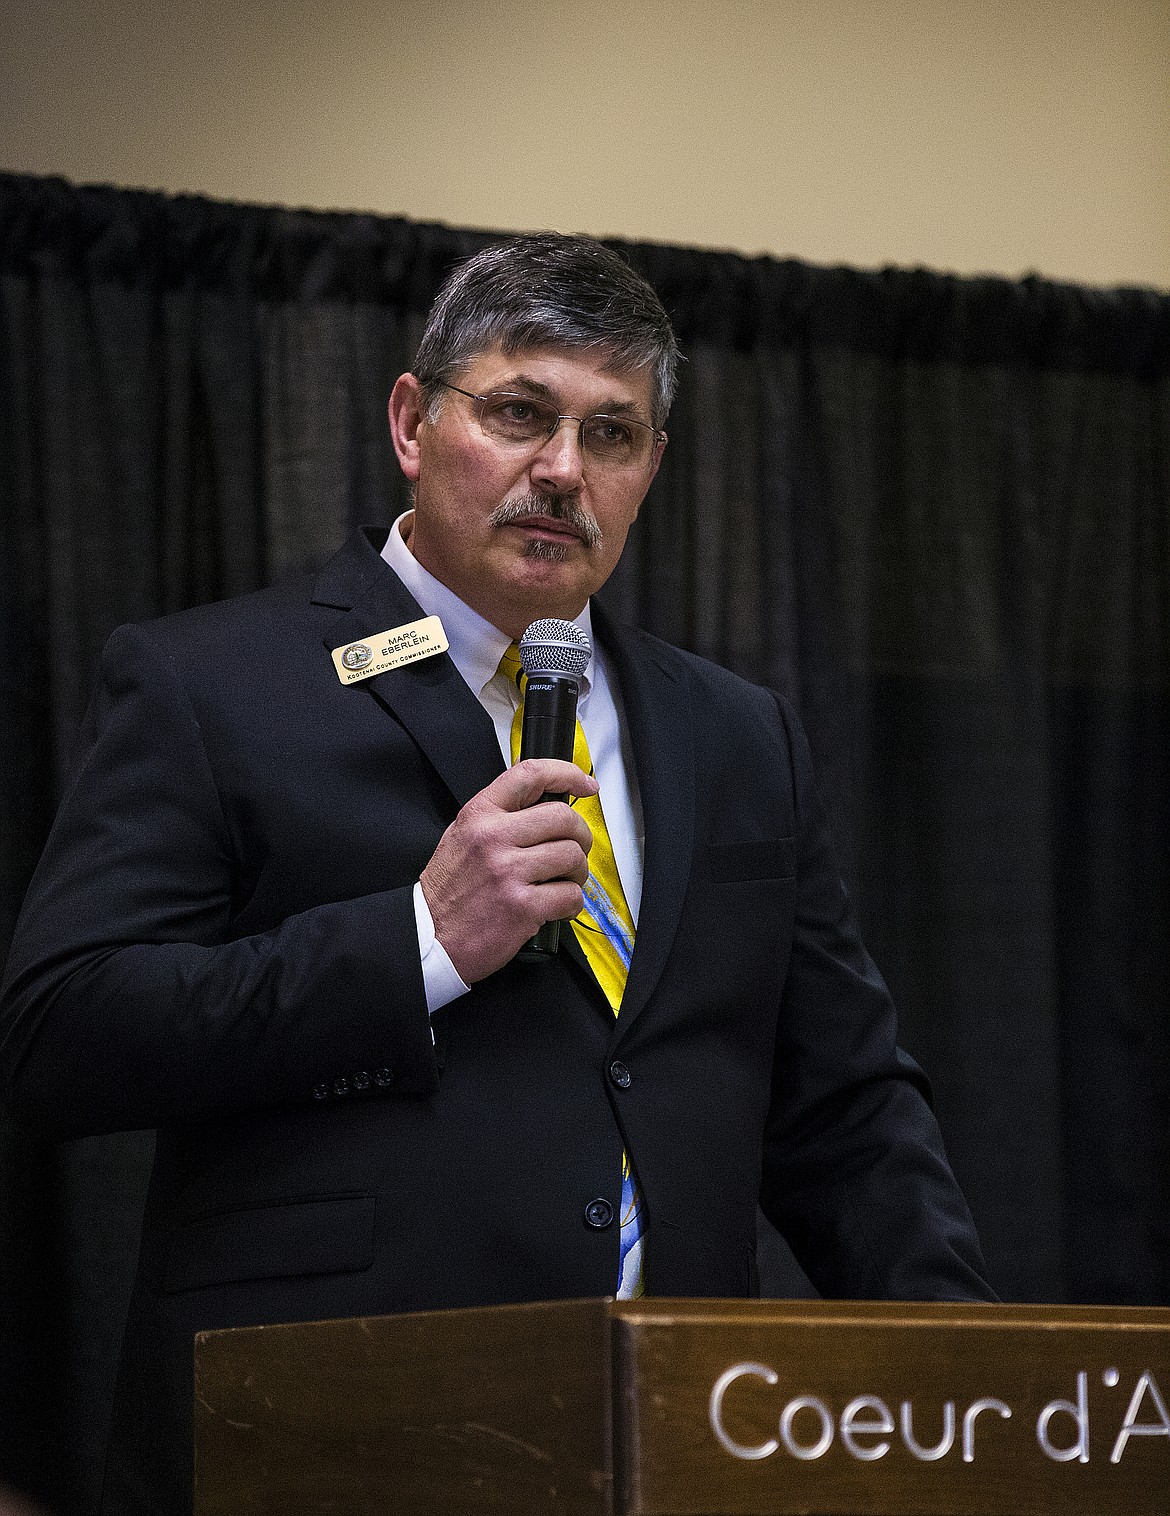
[515,618,591,960]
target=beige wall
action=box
[2,0,1168,288]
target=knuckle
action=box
[460,790,491,822]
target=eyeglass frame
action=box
[430,379,666,470]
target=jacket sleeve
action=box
[759,694,997,1302]
[0,622,440,1138]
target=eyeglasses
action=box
[434,380,664,471]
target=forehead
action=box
[454,344,655,414]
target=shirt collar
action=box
[381,512,594,700]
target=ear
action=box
[388,373,427,482]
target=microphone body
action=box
[517,670,581,958]
[514,618,592,960]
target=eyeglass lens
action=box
[476,392,655,468]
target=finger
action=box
[490,759,598,811]
[503,802,594,853]
[529,878,587,922]
[518,839,591,889]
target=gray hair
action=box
[413,233,680,429]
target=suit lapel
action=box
[594,604,696,1028]
[314,530,504,809]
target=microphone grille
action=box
[519,618,591,678]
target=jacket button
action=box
[333,1077,350,1096]
[373,1068,394,1087]
[584,1198,614,1229]
[608,1060,631,1089]
[352,1070,371,1091]
[312,1083,330,1101]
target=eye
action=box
[584,416,636,451]
[480,393,555,440]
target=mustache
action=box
[488,494,602,550]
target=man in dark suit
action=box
[0,234,993,1515]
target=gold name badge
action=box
[331,616,449,684]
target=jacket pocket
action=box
[705,836,795,883]
[164,1193,375,1294]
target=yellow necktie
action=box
[498,642,644,1297]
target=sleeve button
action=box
[312,1083,330,1101]
[373,1068,394,1087]
[333,1077,350,1096]
[352,1070,371,1091]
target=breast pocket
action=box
[164,1193,375,1294]
[704,836,795,883]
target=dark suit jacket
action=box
[0,528,993,1514]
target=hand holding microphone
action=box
[513,620,592,957]
[419,620,594,984]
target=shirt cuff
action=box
[413,881,471,1014]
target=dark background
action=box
[1,172,1168,1514]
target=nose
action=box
[529,416,586,492]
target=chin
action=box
[523,538,576,564]
[505,563,592,623]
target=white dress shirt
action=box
[381,513,644,1012]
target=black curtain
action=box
[1,172,1168,1514]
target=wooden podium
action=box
[194,1298,1170,1515]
